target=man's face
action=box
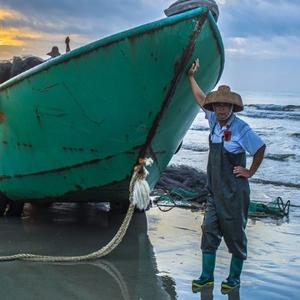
[212,102,233,121]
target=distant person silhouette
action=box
[46,36,71,59]
[65,36,71,53]
[46,46,61,58]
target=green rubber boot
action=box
[221,256,244,294]
[192,252,216,293]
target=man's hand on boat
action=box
[188,58,199,77]
[187,58,206,107]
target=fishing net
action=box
[154,165,290,218]
[153,165,210,211]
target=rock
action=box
[10,56,44,78]
[0,60,12,84]
[0,56,44,84]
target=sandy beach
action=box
[0,198,299,300]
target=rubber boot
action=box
[221,255,244,294]
[192,252,216,292]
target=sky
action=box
[0,0,299,94]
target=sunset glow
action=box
[0,8,22,21]
[0,27,41,47]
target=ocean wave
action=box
[182,143,209,152]
[239,110,300,121]
[250,178,300,189]
[245,104,300,112]
[190,125,209,131]
[265,153,296,162]
[290,133,300,138]
[239,104,300,121]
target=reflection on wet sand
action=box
[197,286,240,300]
[0,203,174,300]
[147,204,300,300]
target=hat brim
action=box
[203,89,244,112]
[203,102,243,112]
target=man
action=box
[188,59,266,293]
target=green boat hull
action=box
[0,7,224,204]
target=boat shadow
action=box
[0,203,175,300]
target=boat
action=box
[0,6,224,215]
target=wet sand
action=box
[0,202,299,300]
[147,206,300,300]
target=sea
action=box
[0,91,299,300]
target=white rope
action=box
[130,158,153,210]
[0,158,152,262]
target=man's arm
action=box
[188,58,206,108]
[233,144,266,178]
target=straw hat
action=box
[46,46,61,57]
[203,85,243,112]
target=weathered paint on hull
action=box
[0,7,224,203]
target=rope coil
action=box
[0,158,152,262]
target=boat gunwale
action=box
[0,7,221,92]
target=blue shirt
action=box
[205,110,264,156]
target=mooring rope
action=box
[0,158,152,262]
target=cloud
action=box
[0,1,176,59]
[0,1,172,27]
[0,8,16,20]
[0,27,42,46]
[0,9,91,59]
[0,9,43,53]
[2,1,298,46]
[219,55,300,93]
[225,35,300,59]
[0,1,174,56]
[0,0,299,93]
[218,0,300,38]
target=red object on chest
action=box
[224,125,231,141]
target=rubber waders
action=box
[192,252,216,292]
[221,255,244,294]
